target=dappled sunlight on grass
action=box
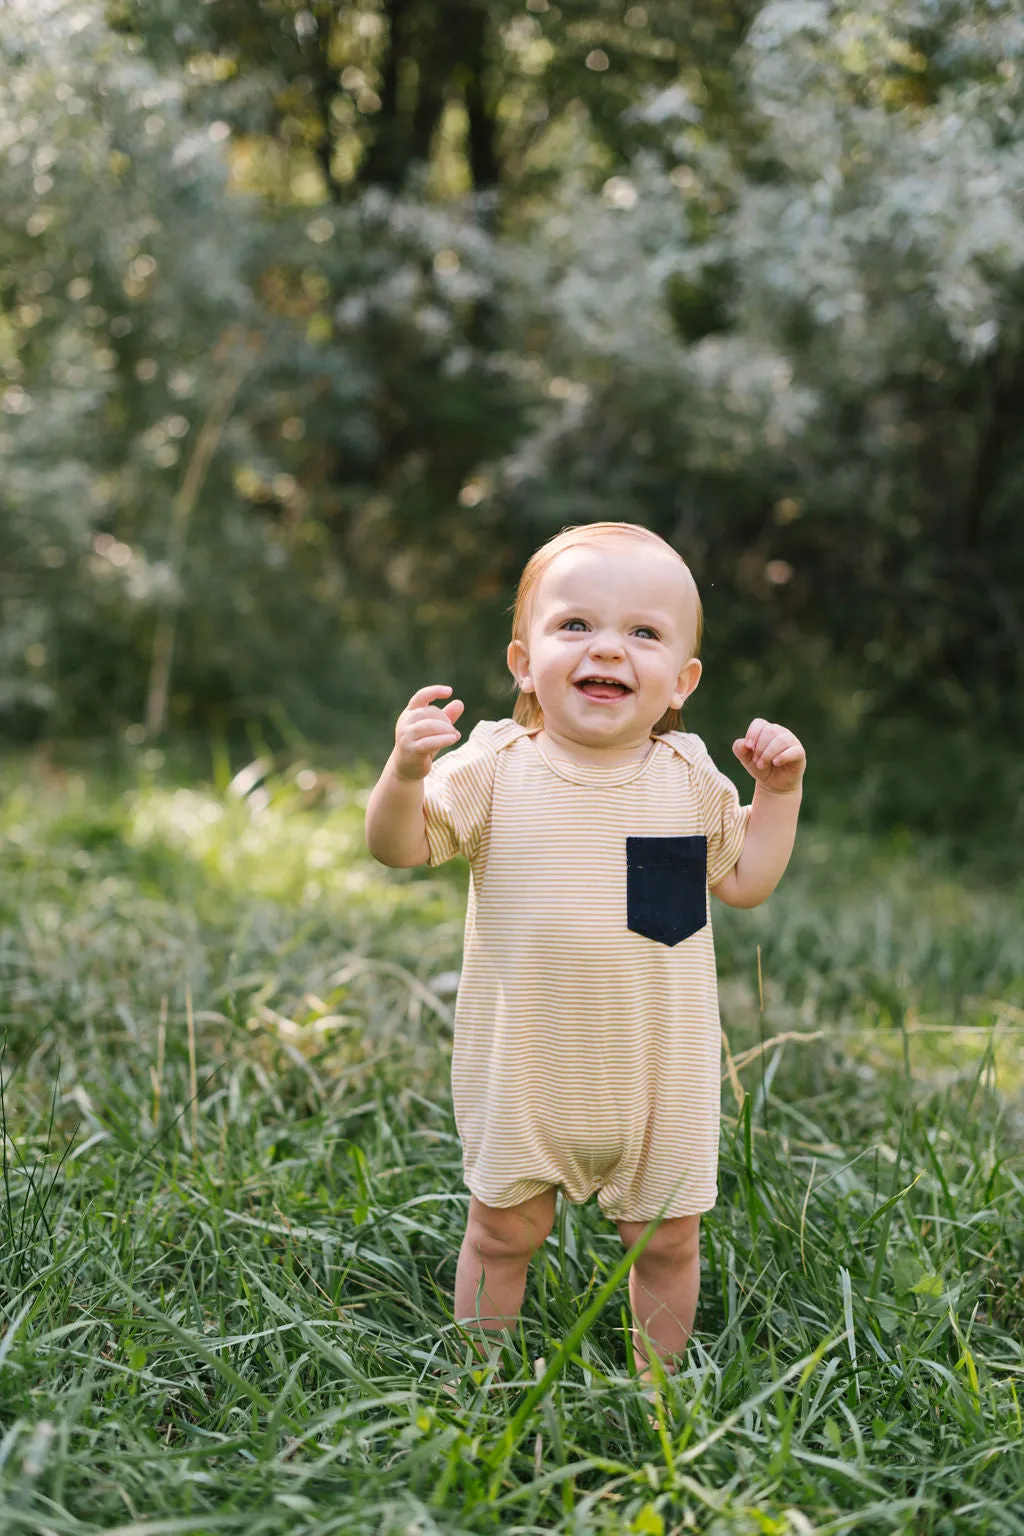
[127,774,372,908]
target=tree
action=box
[5,0,1023,836]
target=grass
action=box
[1,748,1022,1535]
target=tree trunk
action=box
[455,2,500,193]
[310,2,343,201]
[361,0,413,186]
[962,347,1024,553]
[360,0,500,192]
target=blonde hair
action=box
[509,522,703,734]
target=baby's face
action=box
[508,542,702,757]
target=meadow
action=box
[1,750,1022,1535]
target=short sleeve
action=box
[422,721,500,867]
[690,744,752,889]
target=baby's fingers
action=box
[742,718,770,752]
[405,683,456,712]
[409,739,460,762]
[770,743,805,768]
[400,716,460,748]
[755,730,792,767]
[394,716,461,778]
[397,699,458,735]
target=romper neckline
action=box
[528,731,666,787]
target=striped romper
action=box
[423,719,751,1221]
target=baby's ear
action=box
[506,639,533,692]
[671,657,702,708]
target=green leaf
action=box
[630,1504,664,1535]
[892,1253,926,1296]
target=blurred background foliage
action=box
[3,0,1023,840]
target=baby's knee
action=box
[466,1191,556,1264]
[625,1213,702,1270]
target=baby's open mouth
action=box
[574,677,633,701]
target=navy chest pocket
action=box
[626,835,708,947]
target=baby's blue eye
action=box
[561,619,589,632]
[633,627,659,640]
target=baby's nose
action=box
[590,630,625,656]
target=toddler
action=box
[365,521,805,1375]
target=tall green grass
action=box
[1,755,1022,1534]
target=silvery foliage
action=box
[729,0,1024,553]
[739,0,1024,366]
[0,0,519,727]
[0,0,264,714]
[511,0,1024,495]
[0,2,423,722]
[504,126,817,487]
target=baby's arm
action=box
[711,717,805,909]
[365,684,464,867]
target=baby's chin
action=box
[573,700,671,735]
[544,707,669,748]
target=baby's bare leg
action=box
[455,1190,556,1348]
[615,1213,701,1375]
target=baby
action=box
[365,521,805,1375]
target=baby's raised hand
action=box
[393,684,465,781]
[732,718,806,794]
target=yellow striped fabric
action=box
[423,719,751,1221]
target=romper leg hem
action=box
[465,1177,557,1209]
[598,1190,718,1223]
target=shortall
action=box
[423,719,750,1221]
